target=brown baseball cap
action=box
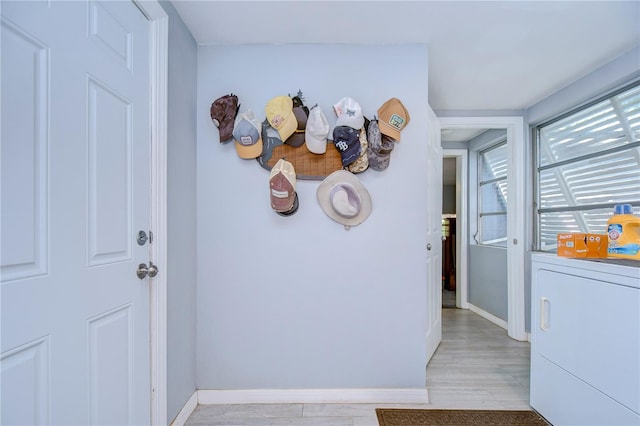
[269,158,298,215]
[377,98,410,141]
[210,94,239,143]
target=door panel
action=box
[0,15,49,282]
[1,2,151,424]
[425,106,443,364]
[87,77,133,266]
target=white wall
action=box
[527,46,640,125]
[196,44,431,389]
[161,1,198,421]
[465,130,509,321]
[469,246,508,321]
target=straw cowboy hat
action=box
[317,170,372,229]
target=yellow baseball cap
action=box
[265,96,297,143]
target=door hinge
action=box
[149,231,153,244]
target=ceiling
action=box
[441,128,487,143]
[170,1,640,111]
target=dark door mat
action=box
[376,408,551,425]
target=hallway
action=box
[183,309,531,425]
[426,308,530,409]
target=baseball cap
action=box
[333,97,364,130]
[367,119,395,171]
[286,96,309,147]
[269,158,298,216]
[210,93,239,143]
[377,98,410,141]
[232,110,263,159]
[305,106,329,154]
[332,126,361,167]
[347,127,370,174]
[265,96,297,143]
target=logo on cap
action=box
[271,115,284,128]
[336,140,349,152]
[388,114,405,130]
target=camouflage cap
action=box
[367,120,395,171]
[346,127,369,174]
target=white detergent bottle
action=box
[607,204,640,260]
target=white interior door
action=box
[425,106,443,364]
[1,1,152,424]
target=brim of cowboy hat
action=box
[316,170,372,227]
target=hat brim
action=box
[305,135,327,154]
[335,115,364,130]
[276,192,299,216]
[273,112,297,142]
[317,170,372,227]
[235,138,263,159]
[285,131,305,147]
[378,121,401,141]
[367,149,391,171]
[218,116,236,143]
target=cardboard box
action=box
[557,233,608,258]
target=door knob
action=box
[137,262,158,279]
[427,243,432,251]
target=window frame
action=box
[533,80,640,251]
[478,139,508,247]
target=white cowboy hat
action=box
[316,170,372,229]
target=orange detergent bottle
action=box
[607,204,640,260]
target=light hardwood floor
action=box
[442,287,456,307]
[183,308,531,426]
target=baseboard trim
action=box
[169,391,198,426]
[197,388,429,405]
[468,303,508,331]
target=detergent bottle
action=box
[607,204,640,260]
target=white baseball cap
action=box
[305,106,329,154]
[333,97,364,130]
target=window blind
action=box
[536,83,640,250]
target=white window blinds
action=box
[479,141,508,246]
[536,83,640,251]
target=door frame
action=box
[440,117,527,342]
[442,149,469,310]
[132,1,168,424]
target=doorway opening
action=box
[441,214,457,308]
[442,155,458,308]
[440,117,527,342]
[441,147,469,311]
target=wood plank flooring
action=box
[183,308,531,426]
[442,287,456,307]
